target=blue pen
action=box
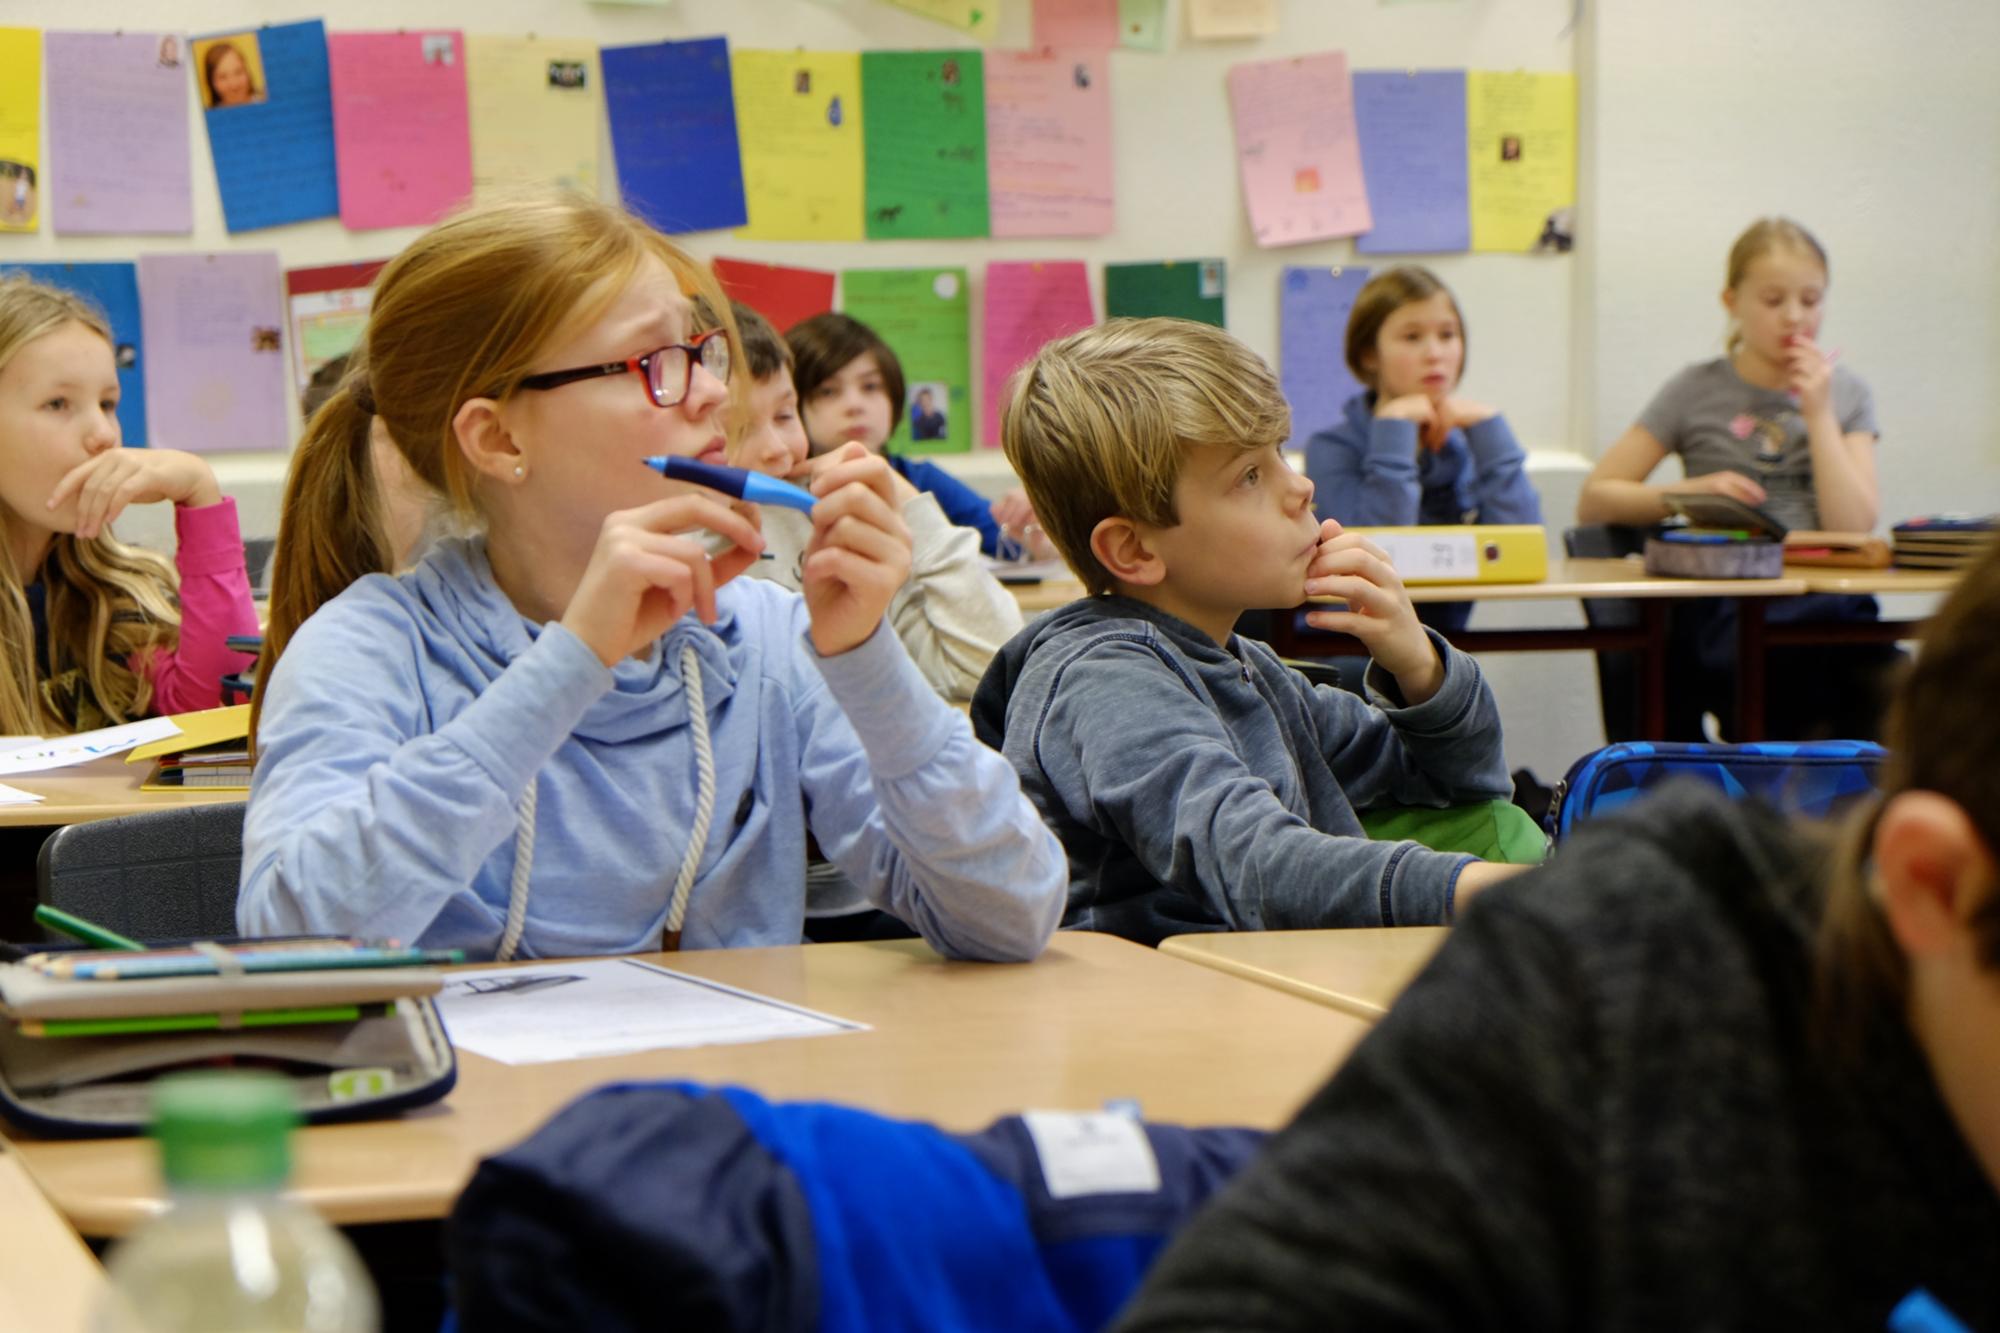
[642,456,817,513]
[1889,1289,1971,1333]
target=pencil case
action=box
[0,963,456,1138]
[1643,529,1784,579]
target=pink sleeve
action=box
[135,498,262,716]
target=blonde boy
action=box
[971,318,1523,945]
[725,302,1021,703]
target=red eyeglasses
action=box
[517,329,732,408]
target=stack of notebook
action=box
[127,704,252,791]
[1891,515,1998,570]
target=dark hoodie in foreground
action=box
[972,595,1512,945]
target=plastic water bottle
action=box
[96,1071,379,1332]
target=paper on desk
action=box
[0,719,180,775]
[0,784,43,806]
[433,958,866,1065]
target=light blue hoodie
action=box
[238,537,1066,962]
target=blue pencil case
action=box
[1547,740,1887,841]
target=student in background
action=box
[1579,217,1895,739]
[726,301,1021,703]
[1115,542,2000,1333]
[0,276,257,734]
[972,318,1527,947]
[302,352,434,569]
[786,312,1053,561]
[1304,266,1541,635]
[240,190,1064,962]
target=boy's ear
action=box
[1875,790,1998,959]
[1090,515,1166,588]
[453,397,525,485]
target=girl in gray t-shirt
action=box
[1576,218,1897,740]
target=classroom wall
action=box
[2,0,1583,547]
[1579,0,2000,524]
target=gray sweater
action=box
[971,596,1512,945]
[1114,785,2000,1331]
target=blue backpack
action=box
[447,1081,1265,1332]
[1547,740,1887,841]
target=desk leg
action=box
[1639,602,1668,739]
[1736,600,1768,741]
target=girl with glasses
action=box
[241,189,1064,962]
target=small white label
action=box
[1022,1110,1162,1199]
[1375,532,1480,581]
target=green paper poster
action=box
[862,51,990,239]
[842,267,972,455]
[1103,260,1228,327]
[1119,0,1168,50]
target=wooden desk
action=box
[0,753,244,830]
[0,1143,107,1332]
[1161,928,1449,1021]
[1280,557,1809,739]
[1006,576,1088,614]
[9,932,1368,1237]
[1789,565,1961,597]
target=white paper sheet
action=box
[0,718,180,774]
[0,782,44,805]
[432,957,867,1065]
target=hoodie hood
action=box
[971,595,1238,750]
[408,537,742,746]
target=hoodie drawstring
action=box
[494,643,717,961]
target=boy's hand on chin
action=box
[1302,521,1444,704]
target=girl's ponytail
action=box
[251,376,392,746]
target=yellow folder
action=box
[125,705,251,765]
[1343,525,1549,585]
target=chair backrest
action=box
[36,804,247,942]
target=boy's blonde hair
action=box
[1724,217,1829,353]
[1002,317,1289,596]
[255,187,736,743]
[0,277,181,734]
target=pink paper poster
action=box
[981,260,1095,446]
[1032,0,1120,48]
[985,50,1114,238]
[1226,52,1372,248]
[328,31,474,230]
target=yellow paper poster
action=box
[1188,0,1279,39]
[466,35,601,198]
[733,50,865,241]
[1467,70,1575,254]
[886,0,1002,42]
[0,28,42,232]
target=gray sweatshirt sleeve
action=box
[1035,639,1481,928]
[1308,630,1515,812]
[798,617,1066,962]
[237,599,610,943]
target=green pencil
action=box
[33,904,145,953]
[19,1004,370,1039]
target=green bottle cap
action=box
[151,1071,298,1190]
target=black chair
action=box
[36,804,247,942]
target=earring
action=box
[512,464,525,479]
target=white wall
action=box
[3,0,1582,549]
